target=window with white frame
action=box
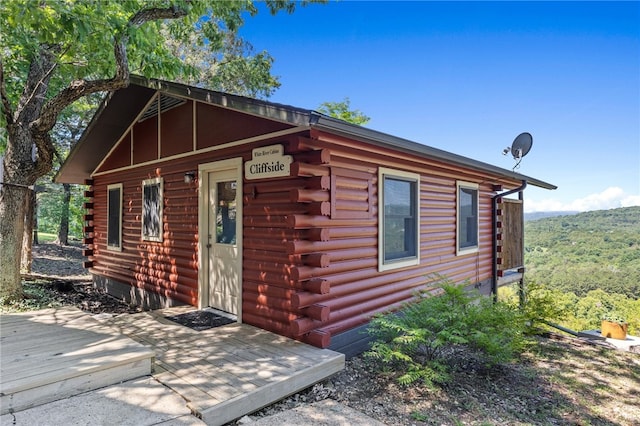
[456,181,479,255]
[142,177,163,242]
[107,184,123,250]
[378,168,420,271]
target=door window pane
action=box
[216,180,237,244]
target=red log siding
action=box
[90,160,200,306]
[87,92,526,349]
[89,130,296,310]
[242,141,321,339]
[268,130,521,346]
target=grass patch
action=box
[34,232,82,243]
[36,232,57,243]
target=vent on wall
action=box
[138,94,186,122]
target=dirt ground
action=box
[15,243,640,425]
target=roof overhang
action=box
[56,75,556,191]
[309,114,557,190]
[56,83,156,184]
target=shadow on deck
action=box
[0,308,153,415]
[0,307,345,425]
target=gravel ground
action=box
[17,243,640,426]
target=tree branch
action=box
[31,5,189,135]
[129,5,188,26]
[0,58,15,125]
[16,44,59,126]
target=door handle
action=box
[206,243,212,248]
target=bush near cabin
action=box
[366,284,528,388]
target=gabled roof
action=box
[56,75,556,190]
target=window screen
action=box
[457,182,479,254]
[142,178,163,242]
[107,184,122,250]
[378,168,420,271]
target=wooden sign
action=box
[245,144,292,180]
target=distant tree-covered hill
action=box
[524,206,640,299]
[524,211,579,221]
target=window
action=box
[216,180,237,244]
[107,184,123,251]
[142,177,163,242]
[378,168,420,271]
[457,181,479,255]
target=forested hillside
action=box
[524,206,640,299]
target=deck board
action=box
[1,307,345,425]
[0,308,154,414]
[105,308,345,425]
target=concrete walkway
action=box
[0,376,204,426]
[238,400,385,426]
[1,380,385,426]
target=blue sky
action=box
[240,1,639,213]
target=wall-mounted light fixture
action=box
[184,171,197,184]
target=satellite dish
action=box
[509,132,533,160]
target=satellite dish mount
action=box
[502,132,533,170]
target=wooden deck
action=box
[0,308,154,415]
[104,307,345,425]
[1,307,345,425]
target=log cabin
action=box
[56,75,556,355]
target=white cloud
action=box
[525,187,640,213]
[621,194,640,207]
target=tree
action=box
[51,102,92,246]
[317,97,370,125]
[0,0,314,302]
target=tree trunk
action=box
[0,124,40,302]
[1,6,186,302]
[33,197,39,246]
[21,189,36,272]
[0,184,29,302]
[56,183,71,245]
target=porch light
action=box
[184,172,196,183]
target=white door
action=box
[205,165,241,316]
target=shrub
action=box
[501,280,573,334]
[366,283,527,387]
[501,281,640,336]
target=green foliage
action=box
[525,207,640,299]
[601,311,626,325]
[500,280,574,334]
[366,284,527,387]
[410,411,429,422]
[2,0,324,260]
[35,98,95,241]
[317,98,371,125]
[500,282,640,336]
[522,207,640,336]
[37,183,84,238]
[35,232,57,243]
[0,281,64,312]
[1,0,319,124]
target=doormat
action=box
[165,310,234,331]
